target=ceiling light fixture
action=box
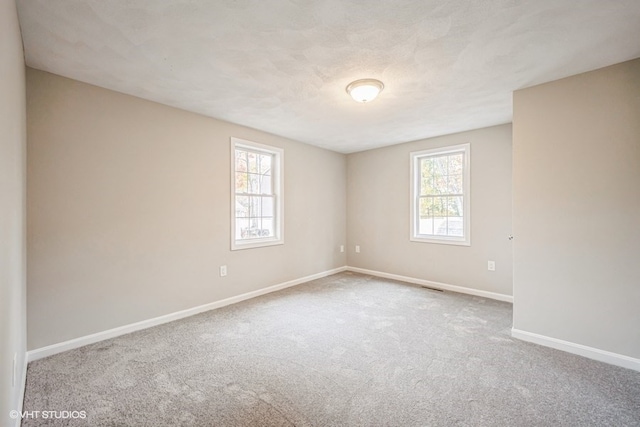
[346,79,384,103]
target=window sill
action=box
[231,238,284,251]
[410,236,470,246]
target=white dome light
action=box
[346,79,384,103]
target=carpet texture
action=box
[22,272,640,426]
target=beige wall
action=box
[513,59,640,358]
[347,124,513,297]
[27,68,346,350]
[0,0,27,422]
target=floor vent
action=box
[420,286,444,292]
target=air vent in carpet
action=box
[420,286,444,292]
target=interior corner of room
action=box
[2,0,640,425]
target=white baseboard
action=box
[346,266,513,303]
[511,328,640,372]
[27,266,347,362]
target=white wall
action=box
[27,68,346,350]
[347,124,513,297]
[513,58,640,359]
[0,0,28,423]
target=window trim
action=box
[409,143,471,246]
[230,137,284,251]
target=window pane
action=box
[433,175,447,195]
[431,196,446,216]
[248,152,259,173]
[241,218,260,239]
[260,174,272,194]
[249,196,261,218]
[421,158,434,176]
[447,174,462,194]
[448,217,464,237]
[420,175,431,196]
[447,196,463,217]
[428,197,436,217]
[259,154,272,175]
[419,197,431,218]
[235,196,249,218]
[419,217,433,235]
[261,218,274,237]
[236,218,250,239]
[448,153,463,175]
[235,150,247,172]
[248,173,260,194]
[261,196,274,217]
[433,156,447,175]
[434,217,447,235]
[235,172,247,193]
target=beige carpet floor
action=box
[22,272,640,426]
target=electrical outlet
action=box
[488,261,495,271]
[340,245,344,253]
[355,245,360,253]
[220,265,227,277]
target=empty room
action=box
[2,0,640,425]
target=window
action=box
[231,138,283,250]
[410,143,470,246]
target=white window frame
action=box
[410,143,470,246]
[231,137,284,250]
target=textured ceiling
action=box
[17,0,640,153]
